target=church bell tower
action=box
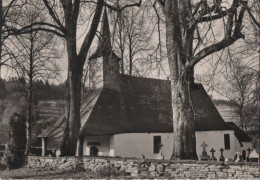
[88,8,120,90]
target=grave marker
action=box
[210,148,217,161]
[219,148,225,162]
[200,142,210,160]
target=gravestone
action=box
[234,151,241,162]
[247,148,251,162]
[56,149,61,157]
[248,149,259,162]
[210,148,217,161]
[156,143,164,160]
[219,148,225,162]
[200,142,210,160]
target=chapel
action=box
[39,8,254,161]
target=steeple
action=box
[88,8,120,90]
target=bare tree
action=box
[215,58,257,130]
[7,3,61,155]
[8,0,142,155]
[111,4,153,76]
[0,0,25,78]
[154,0,248,159]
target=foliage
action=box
[0,78,7,100]
[33,80,66,101]
[1,113,26,169]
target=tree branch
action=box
[104,0,142,13]
[73,0,81,24]
[6,22,65,38]
[244,4,260,29]
[43,0,66,33]
[7,27,65,38]
[188,1,246,68]
[78,0,104,61]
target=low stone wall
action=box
[27,156,260,179]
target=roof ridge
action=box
[119,74,170,82]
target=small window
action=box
[154,136,161,153]
[224,134,230,150]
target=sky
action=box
[1,0,259,100]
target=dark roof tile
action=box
[226,122,252,142]
[39,75,233,139]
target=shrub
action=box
[1,113,26,169]
[1,141,25,169]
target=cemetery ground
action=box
[0,166,127,179]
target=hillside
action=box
[0,100,65,147]
[215,104,240,124]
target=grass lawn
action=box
[0,167,130,179]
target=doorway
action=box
[90,146,99,156]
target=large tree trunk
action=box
[170,70,197,159]
[60,74,70,156]
[164,0,196,159]
[25,37,34,156]
[64,65,83,155]
[161,0,246,159]
[0,0,2,79]
[61,66,82,156]
[58,0,103,156]
[25,75,33,155]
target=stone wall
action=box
[27,156,260,179]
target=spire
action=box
[89,8,112,60]
[88,7,120,90]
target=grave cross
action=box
[201,142,208,151]
[247,148,251,156]
[234,151,240,162]
[219,148,225,162]
[210,148,217,161]
[247,148,251,162]
[200,142,210,160]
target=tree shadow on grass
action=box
[6,169,96,179]
[10,170,80,179]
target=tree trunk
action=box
[25,36,34,156]
[60,74,70,156]
[0,0,2,79]
[128,34,133,75]
[164,0,197,160]
[170,71,197,159]
[65,64,83,156]
[58,0,103,155]
[25,76,33,155]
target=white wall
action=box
[195,130,238,160]
[109,136,115,156]
[113,133,173,159]
[83,135,111,156]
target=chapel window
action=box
[153,136,161,153]
[224,134,230,150]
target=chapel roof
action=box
[80,75,173,135]
[226,122,252,142]
[190,84,233,131]
[39,74,233,140]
